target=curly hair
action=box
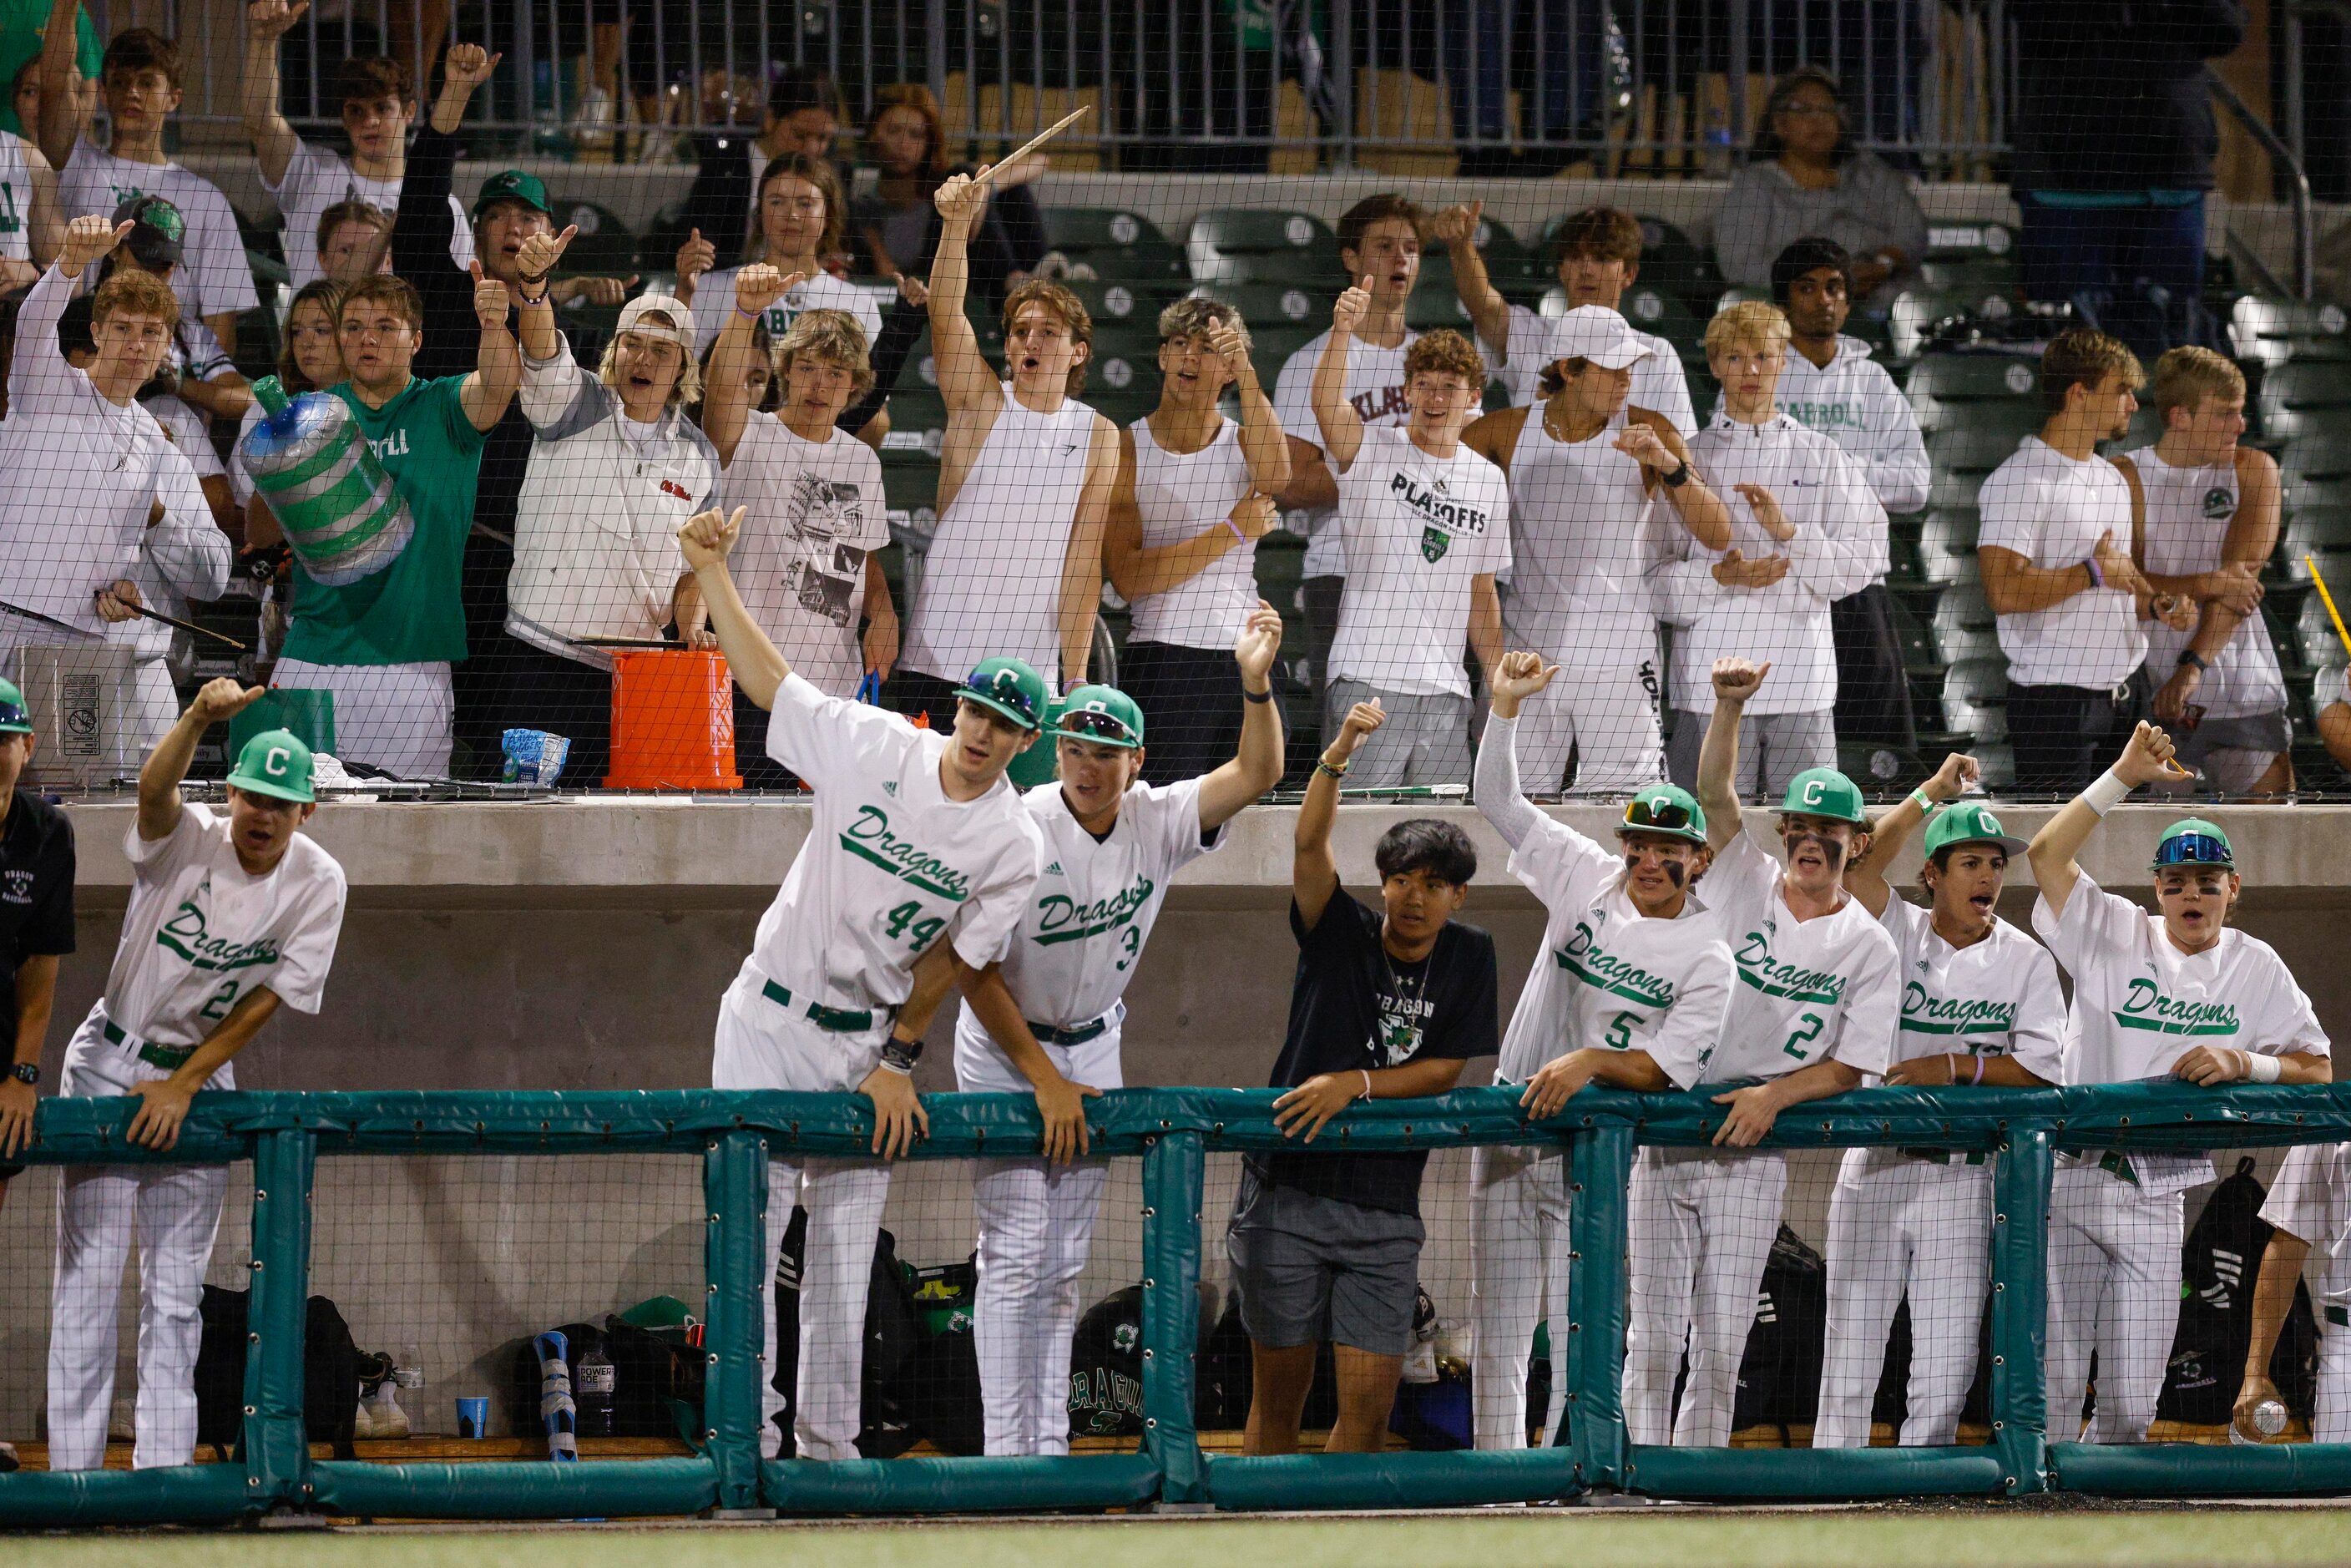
[1156,294,1249,353]
[1403,328,1484,388]
[91,267,179,332]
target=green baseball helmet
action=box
[1619,783,1707,845]
[0,676,30,735]
[2151,817,2234,872]
[1055,684,1145,749]
[1777,766,1868,825]
[473,169,553,220]
[225,729,316,804]
[953,657,1050,731]
[1922,800,2027,859]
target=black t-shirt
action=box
[1,787,75,1024]
[1249,878,1497,1215]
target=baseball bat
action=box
[974,105,1090,188]
[570,635,681,650]
[2308,555,2351,662]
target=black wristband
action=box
[881,1033,923,1073]
[1660,462,1690,488]
[517,267,550,287]
[2177,649,2209,672]
[1242,685,1273,704]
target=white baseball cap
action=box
[1548,305,1654,371]
[616,292,696,352]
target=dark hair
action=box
[279,280,345,392]
[2039,327,2144,415]
[754,150,847,261]
[767,63,841,124]
[1336,193,1424,261]
[334,55,412,113]
[1373,818,1478,887]
[1749,66,1853,164]
[56,293,95,358]
[1770,235,1853,302]
[1550,205,1644,270]
[10,55,38,96]
[866,83,948,180]
[102,27,182,91]
[337,273,424,331]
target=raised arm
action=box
[241,0,308,185]
[1696,657,1768,849]
[1621,413,1732,551]
[429,40,498,135]
[1216,321,1291,493]
[701,262,801,464]
[508,224,577,367]
[928,169,1001,412]
[1196,601,1288,827]
[1846,751,1977,918]
[2026,721,2185,919]
[1056,417,1118,689]
[1295,698,1384,928]
[677,505,787,708]
[1428,200,1509,361]
[458,261,520,431]
[33,0,86,171]
[1311,281,1370,471]
[1476,651,1560,850]
[139,678,268,843]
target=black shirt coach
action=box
[2,786,74,1176]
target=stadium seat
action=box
[2298,593,2351,668]
[2232,295,2351,369]
[1043,207,1189,283]
[1404,287,1483,332]
[1919,508,1983,585]
[1888,287,2025,361]
[2259,361,2351,432]
[1054,277,1185,330]
[1191,280,1329,329]
[1917,257,2019,296]
[2284,510,2351,574]
[1186,209,1342,285]
[1907,352,2042,434]
[1939,655,2010,743]
[1974,741,2018,790]
[1633,215,1722,314]
[552,200,637,275]
[1923,220,2019,264]
[2273,423,2351,481]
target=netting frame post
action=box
[1990,1125,2051,1496]
[1141,1129,1205,1507]
[706,1130,771,1514]
[243,1127,317,1515]
[1565,1121,1632,1494]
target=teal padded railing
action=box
[3,1081,2350,1523]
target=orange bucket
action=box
[604,650,743,790]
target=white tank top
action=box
[0,133,30,262]
[903,382,1098,686]
[1127,414,1257,650]
[1502,407,1660,646]
[2131,446,2286,720]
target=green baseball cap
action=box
[0,676,30,735]
[2151,817,2234,872]
[1922,800,2028,859]
[1619,783,1707,845]
[1777,766,1868,825]
[473,169,553,220]
[225,729,316,804]
[1055,684,1145,749]
[953,657,1049,732]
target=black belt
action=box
[761,979,875,1034]
[1899,1147,1988,1166]
[103,1018,193,1071]
[1027,1015,1111,1047]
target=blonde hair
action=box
[1403,328,1484,387]
[1703,300,1792,357]
[1157,294,1250,353]
[775,306,875,398]
[597,306,702,407]
[2151,345,2245,417]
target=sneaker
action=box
[352,1399,376,1440]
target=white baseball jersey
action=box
[721,412,892,698]
[1494,807,1734,1087]
[691,267,882,360]
[2034,873,2330,1195]
[1327,423,1512,697]
[265,136,473,289]
[1125,414,1259,650]
[1684,832,1900,1085]
[901,384,1099,689]
[1499,406,1669,655]
[953,774,1226,1091]
[2262,1142,2351,1312]
[2128,446,2288,720]
[1496,302,1696,434]
[59,140,260,321]
[0,129,33,262]
[743,673,1044,1014]
[1978,438,2145,689]
[64,803,346,1091]
[1773,336,1929,514]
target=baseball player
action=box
[953,602,1287,1456]
[48,679,348,1471]
[1813,752,2065,1447]
[678,503,1049,1462]
[2235,1140,2351,1444]
[2026,722,2331,1443]
[1468,650,1734,1450]
[1620,656,1899,1448]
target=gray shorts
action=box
[1224,1169,1425,1355]
[1665,706,1835,797]
[1324,678,1472,789]
[2171,709,2291,781]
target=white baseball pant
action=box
[1624,1146,1787,1448]
[2043,1161,2184,1444]
[1469,1141,1572,1449]
[2319,1309,2351,1444]
[269,657,454,780]
[713,966,894,1463]
[974,1155,1110,1456]
[1500,632,1665,797]
[1813,1153,1992,1447]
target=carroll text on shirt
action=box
[1555,920,1677,1009]
[837,804,974,903]
[156,899,284,973]
[1733,933,1847,1005]
[1898,983,2017,1036]
[1034,876,1156,945]
[1388,472,1491,535]
[368,429,412,460]
[1785,400,1866,432]
[2112,978,2241,1036]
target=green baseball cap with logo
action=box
[1776,766,1868,825]
[953,657,1049,732]
[1055,684,1145,749]
[1922,800,2027,859]
[0,675,30,735]
[1619,782,1707,845]
[225,729,316,804]
[473,169,553,220]
[2151,817,2234,872]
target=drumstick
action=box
[2310,555,2351,661]
[975,104,1090,187]
[119,602,247,651]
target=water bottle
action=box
[2232,1397,2288,1444]
[575,1343,616,1439]
[238,377,417,587]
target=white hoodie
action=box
[1768,334,1930,517]
[1651,410,1885,715]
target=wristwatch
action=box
[8,1062,38,1085]
[880,1027,924,1075]
[2177,650,2210,672]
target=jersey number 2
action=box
[1782,1012,1825,1060]
[199,980,240,1022]
[883,900,946,953]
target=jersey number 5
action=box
[1604,1009,1642,1050]
[883,900,946,953]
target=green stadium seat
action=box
[1939,655,2010,742]
[1191,280,1330,330]
[1186,209,1342,285]
[1927,422,2030,478]
[2232,296,2351,370]
[1054,277,1185,330]
[1923,220,2019,263]
[2260,361,2351,431]
[2298,594,2351,668]
[1918,257,2020,295]
[1908,352,2042,433]
[1919,508,1982,585]
[1043,208,1189,283]
[1404,287,1483,332]
[551,200,637,275]
[1241,323,1322,394]
[1889,592,1938,671]
[1888,288,2025,361]
[1887,533,1926,589]
[1620,285,1706,357]
[1628,215,1721,314]
[2284,510,2351,573]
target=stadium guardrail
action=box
[4,1081,2350,1525]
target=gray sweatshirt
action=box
[1711,154,1930,294]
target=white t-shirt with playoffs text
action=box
[1327,424,1511,698]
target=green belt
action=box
[1899,1147,1988,1166]
[102,1019,194,1072]
[761,979,875,1034]
[2328,1304,2349,1329]
[2098,1150,2140,1186]
[1028,1015,1111,1048]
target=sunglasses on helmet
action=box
[2152,832,2233,870]
[1624,797,1694,833]
[1059,708,1135,743]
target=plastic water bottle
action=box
[576,1344,616,1439]
[2232,1398,2288,1443]
[238,377,417,586]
